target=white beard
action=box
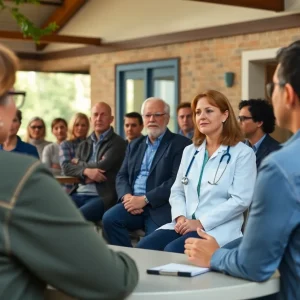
[146,126,164,139]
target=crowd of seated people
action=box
[0,94,280,233]
[1,40,300,300]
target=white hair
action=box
[141,97,170,115]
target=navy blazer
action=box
[116,129,191,227]
[256,134,280,169]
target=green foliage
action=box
[0,0,59,42]
[15,72,91,141]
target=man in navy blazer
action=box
[102,98,191,247]
[238,99,280,169]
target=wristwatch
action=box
[144,196,149,204]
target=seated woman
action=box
[137,90,257,253]
[59,112,90,173]
[0,43,138,300]
[25,116,51,158]
[0,109,39,158]
[42,118,68,175]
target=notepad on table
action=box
[147,263,209,277]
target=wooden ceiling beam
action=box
[36,0,87,51]
[0,30,101,45]
[6,0,63,5]
[187,0,284,12]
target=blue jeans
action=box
[137,229,200,253]
[71,193,104,222]
[102,203,159,247]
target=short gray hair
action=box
[141,97,170,115]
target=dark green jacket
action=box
[0,151,138,300]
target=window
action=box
[116,59,179,136]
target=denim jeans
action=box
[71,193,104,223]
[102,203,159,247]
[137,229,200,253]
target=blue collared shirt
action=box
[133,131,166,196]
[253,134,266,152]
[179,129,194,139]
[0,136,39,159]
[211,130,300,300]
[77,128,111,195]
[246,134,266,153]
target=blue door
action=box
[116,59,179,136]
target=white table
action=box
[46,246,280,300]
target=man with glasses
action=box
[238,99,280,168]
[102,97,191,247]
[184,40,300,300]
[62,102,127,223]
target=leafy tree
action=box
[15,72,91,141]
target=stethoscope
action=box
[181,146,231,186]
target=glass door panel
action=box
[125,79,144,113]
[153,77,176,132]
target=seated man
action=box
[124,112,143,144]
[62,102,126,222]
[0,109,39,158]
[102,97,191,247]
[177,102,194,139]
[238,99,280,168]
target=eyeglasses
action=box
[30,125,44,130]
[238,116,253,122]
[1,91,26,109]
[143,113,166,119]
[266,82,286,99]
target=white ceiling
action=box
[1,0,300,53]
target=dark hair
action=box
[177,102,191,113]
[51,118,68,130]
[124,112,143,125]
[276,40,300,99]
[16,109,22,123]
[239,99,276,134]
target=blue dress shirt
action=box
[133,131,166,196]
[179,129,194,139]
[0,136,39,159]
[211,130,300,300]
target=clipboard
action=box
[147,263,209,277]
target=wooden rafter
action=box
[36,0,87,51]
[6,0,63,5]
[187,0,284,12]
[0,30,101,45]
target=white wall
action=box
[45,0,285,52]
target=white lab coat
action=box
[159,140,257,246]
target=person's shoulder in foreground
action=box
[0,151,138,300]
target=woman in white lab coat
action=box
[137,90,257,253]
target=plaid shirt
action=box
[59,138,83,168]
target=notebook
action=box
[147,263,210,277]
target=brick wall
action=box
[19,27,300,117]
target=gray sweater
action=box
[29,138,51,159]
